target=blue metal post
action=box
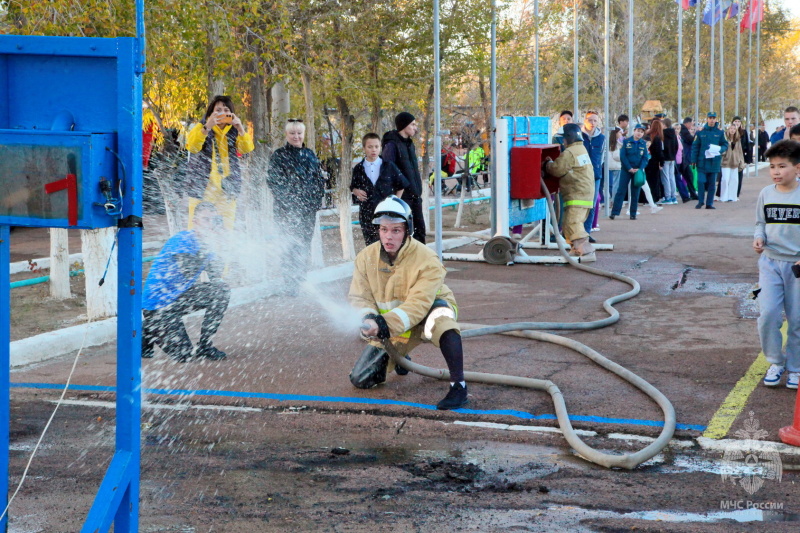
[1,225,10,532]
[81,36,143,532]
[114,34,143,530]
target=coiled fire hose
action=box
[384,182,676,469]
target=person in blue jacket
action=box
[691,112,729,209]
[610,124,650,220]
[770,106,800,146]
[142,202,230,362]
[581,111,605,235]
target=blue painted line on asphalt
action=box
[10,382,707,431]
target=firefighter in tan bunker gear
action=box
[348,196,469,410]
[545,123,597,262]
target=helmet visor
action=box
[372,214,407,226]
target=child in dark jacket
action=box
[350,133,409,245]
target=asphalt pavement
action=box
[8,164,800,530]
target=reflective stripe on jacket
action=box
[349,238,457,339]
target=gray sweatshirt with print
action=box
[754,183,800,262]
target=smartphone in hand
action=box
[217,113,233,125]
[792,264,800,279]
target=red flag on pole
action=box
[740,0,763,32]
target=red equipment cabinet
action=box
[510,144,562,199]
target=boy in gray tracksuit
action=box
[754,140,800,388]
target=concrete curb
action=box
[10,236,478,368]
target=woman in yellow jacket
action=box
[186,95,254,230]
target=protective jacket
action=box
[546,141,595,208]
[186,123,254,199]
[381,131,422,196]
[691,123,729,173]
[349,238,458,346]
[619,137,650,173]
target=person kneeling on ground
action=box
[348,196,469,410]
[545,123,597,262]
[142,202,231,362]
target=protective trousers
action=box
[563,206,590,243]
[142,281,231,361]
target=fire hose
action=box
[378,182,675,469]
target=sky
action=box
[774,0,799,21]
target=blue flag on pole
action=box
[703,0,739,25]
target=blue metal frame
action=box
[0,131,119,229]
[503,116,550,225]
[1,3,144,530]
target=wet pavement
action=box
[8,165,800,531]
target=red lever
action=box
[45,174,78,226]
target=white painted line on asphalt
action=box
[453,421,509,430]
[453,420,597,437]
[191,404,262,413]
[697,436,800,456]
[607,433,694,448]
[50,398,262,414]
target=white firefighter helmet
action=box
[372,195,413,237]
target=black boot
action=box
[196,344,227,361]
[436,382,469,410]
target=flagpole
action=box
[490,0,497,235]
[710,0,715,114]
[434,0,442,259]
[678,3,683,122]
[628,0,634,125]
[534,0,540,116]
[755,9,761,169]
[695,0,701,120]
[603,0,610,216]
[719,2,725,125]
[574,0,579,116]
[735,4,742,117]
[746,12,753,177]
